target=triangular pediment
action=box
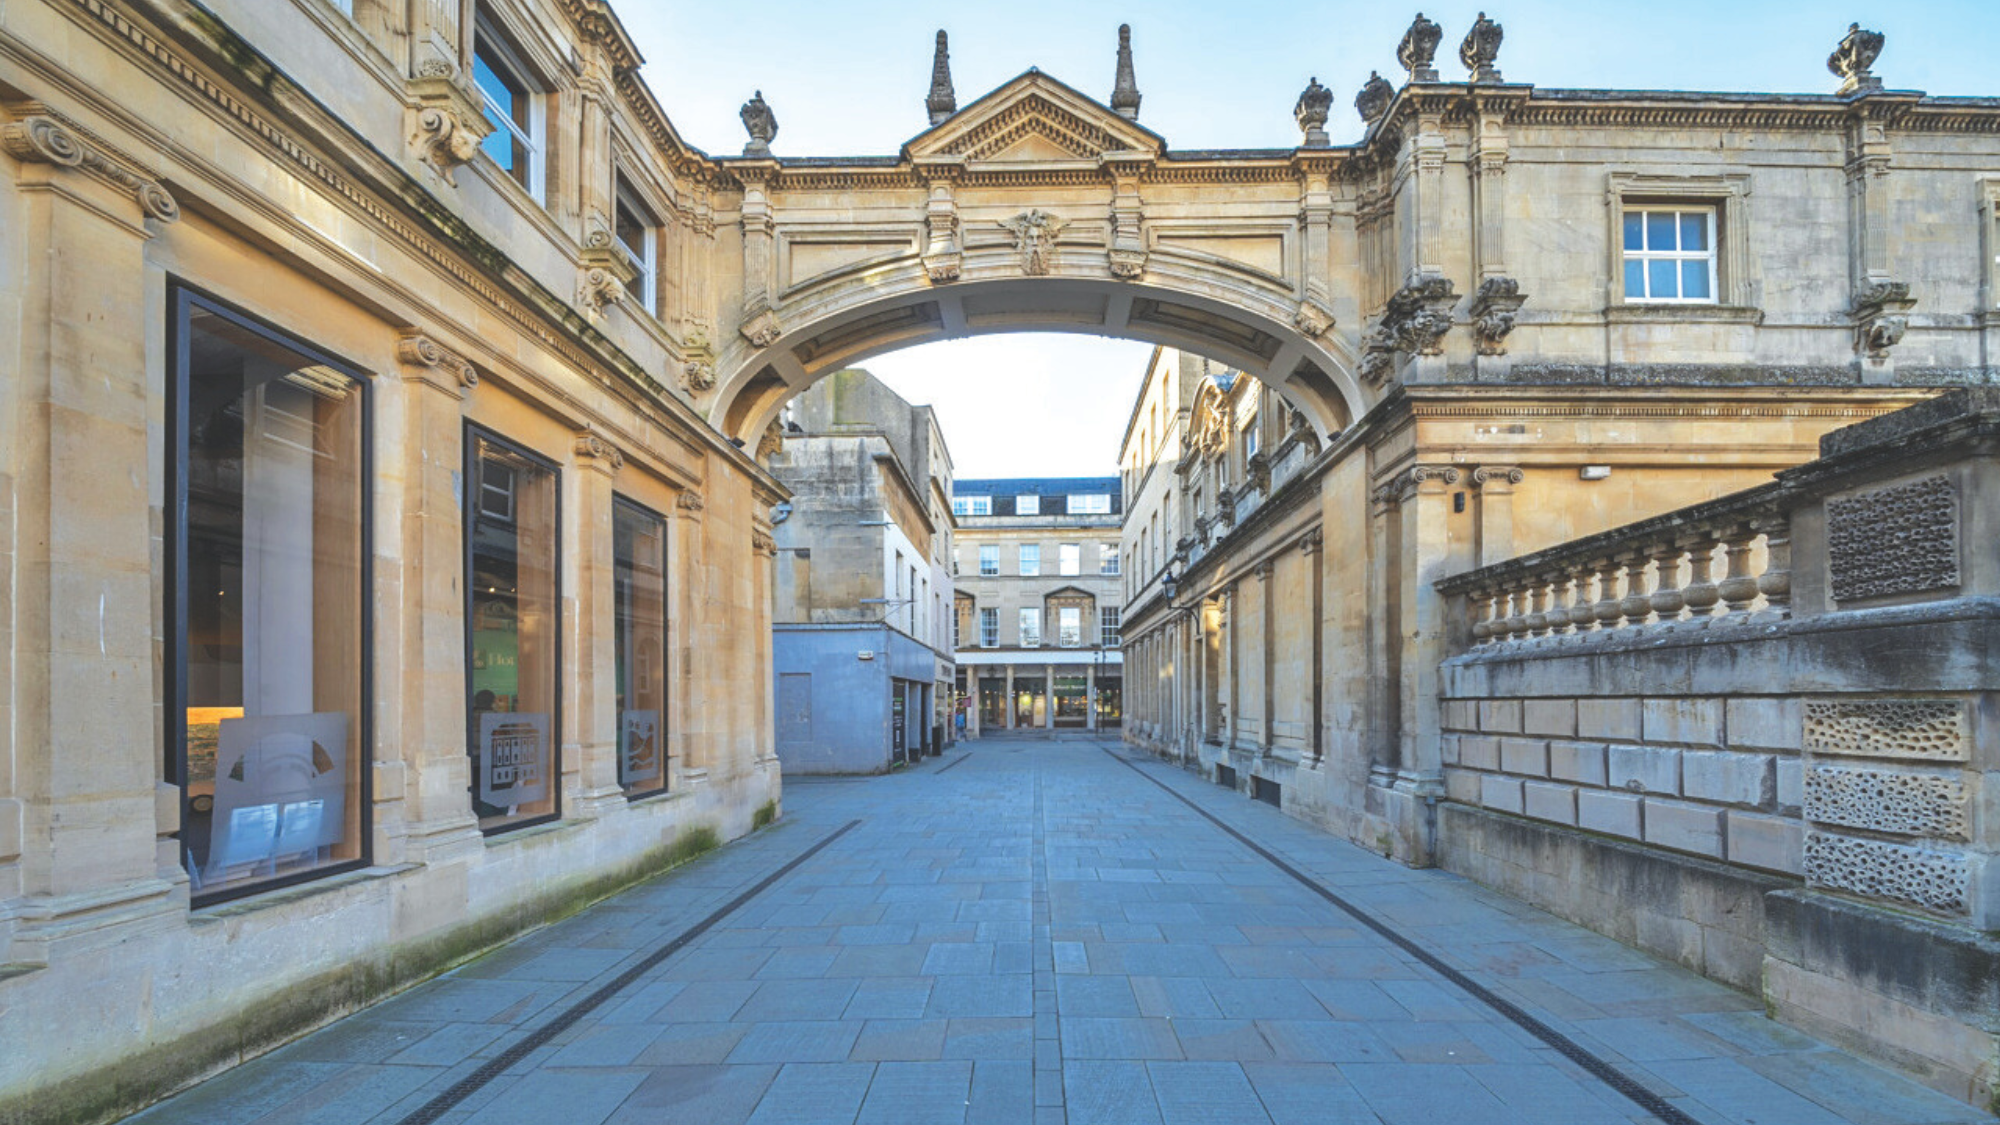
[904,70,1165,165]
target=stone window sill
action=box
[1605,304,1764,325]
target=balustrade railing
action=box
[1440,483,1792,649]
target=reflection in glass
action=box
[1682,260,1712,300]
[467,429,560,831]
[614,498,669,798]
[175,293,367,901]
[1053,674,1088,728]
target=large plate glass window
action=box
[168,287,370,904]
[465,427,561,832]
[473,14,545,201]
[1621,206,1716,303]
[614,498,670,799]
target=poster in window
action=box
[621,709,661,784]
[479,711,550,807]
[204,712,348,877]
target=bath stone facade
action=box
[6,0,2000,1118]
[951,478,1125,735]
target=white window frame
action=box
[954,495,991,516]
[1100,546,1120,576]
[1067,493,1112,515]
[980,607,999,648]
[1059,543,1080,577]
[473,14,547,204]
[613,178,659,313]
[1016,494,1040,516]
[1621,206,1717,304]
[1019,544,1040,577]
[1243,417,1259,459]
[1018,608,1041,648]
[1058,606,1082,648]
[978,544,999,576]
[1100,607,1121,647]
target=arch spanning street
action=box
[120,741,1983,1125]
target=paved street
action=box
[124,740,1984,1125]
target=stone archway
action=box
[694,70,1369,446]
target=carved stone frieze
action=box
[1803,830,1969,915]
[1459,12,1504,83]
[1848,279,1915,359]
[1828,23,1885,95]
[1825,475,1959,602]
[1002,209,1068,275]
[1397,14,1443,82]
[576,264,627,317]
[395,329,478,396]
[1804,699,1970,762]
[681,324,717,392]
[741,306,783,347]
[2,106,179,223]
[1294,77,1332,148]
[1468,276,1526,355]
[573,426,625,472]
[1292,296,1335,338]
[752,529,778,556]
[676,490,706,514]
[1359,274,1457,386]
[1354,71,1394,126]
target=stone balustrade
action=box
[1441,484,1791,648]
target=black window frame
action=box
[164,281,376,908]
[611,493,672,802]
[463,422,564,835]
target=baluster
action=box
[1567,564,1595,635]
[1546,570,1576,635]
[1682,530,1722,619]
[1757,513,1792,618]
[1717,522,1762,616]
[1592,557,1624,631]
[1502,583,1529,642]
[1618,548,1653,628]
[1469,587,1496,645]
[1525,578,1550,637]
[1648,540,1686,624]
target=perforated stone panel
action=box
[1802,832,1970,915]
[1802,699,1969,762]
[1803,765,1969,840]
[1826,475,1960,602]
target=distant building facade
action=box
[767,371,956,772]
[952,478,1123,735]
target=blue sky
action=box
[615,2,1993,477]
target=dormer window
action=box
[474,15,545,202]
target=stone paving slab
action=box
[120,740,1988,1125]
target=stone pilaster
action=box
[392,330,484,865]
[3,104,178,953]
[673,488,708,787]
[569,428,625,817]
[1472,464,1523,566]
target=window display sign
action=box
[478,711,550,807]
[621,710,661,785]
[205,712,349,879]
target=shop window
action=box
[168,287,369,904]
[474,13,546,201]
[614,497,668,799]
[466,426,561,833]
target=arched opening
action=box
[709,277,1362,448]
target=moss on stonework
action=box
[752,800,779,830]
[1,824,723,1125]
